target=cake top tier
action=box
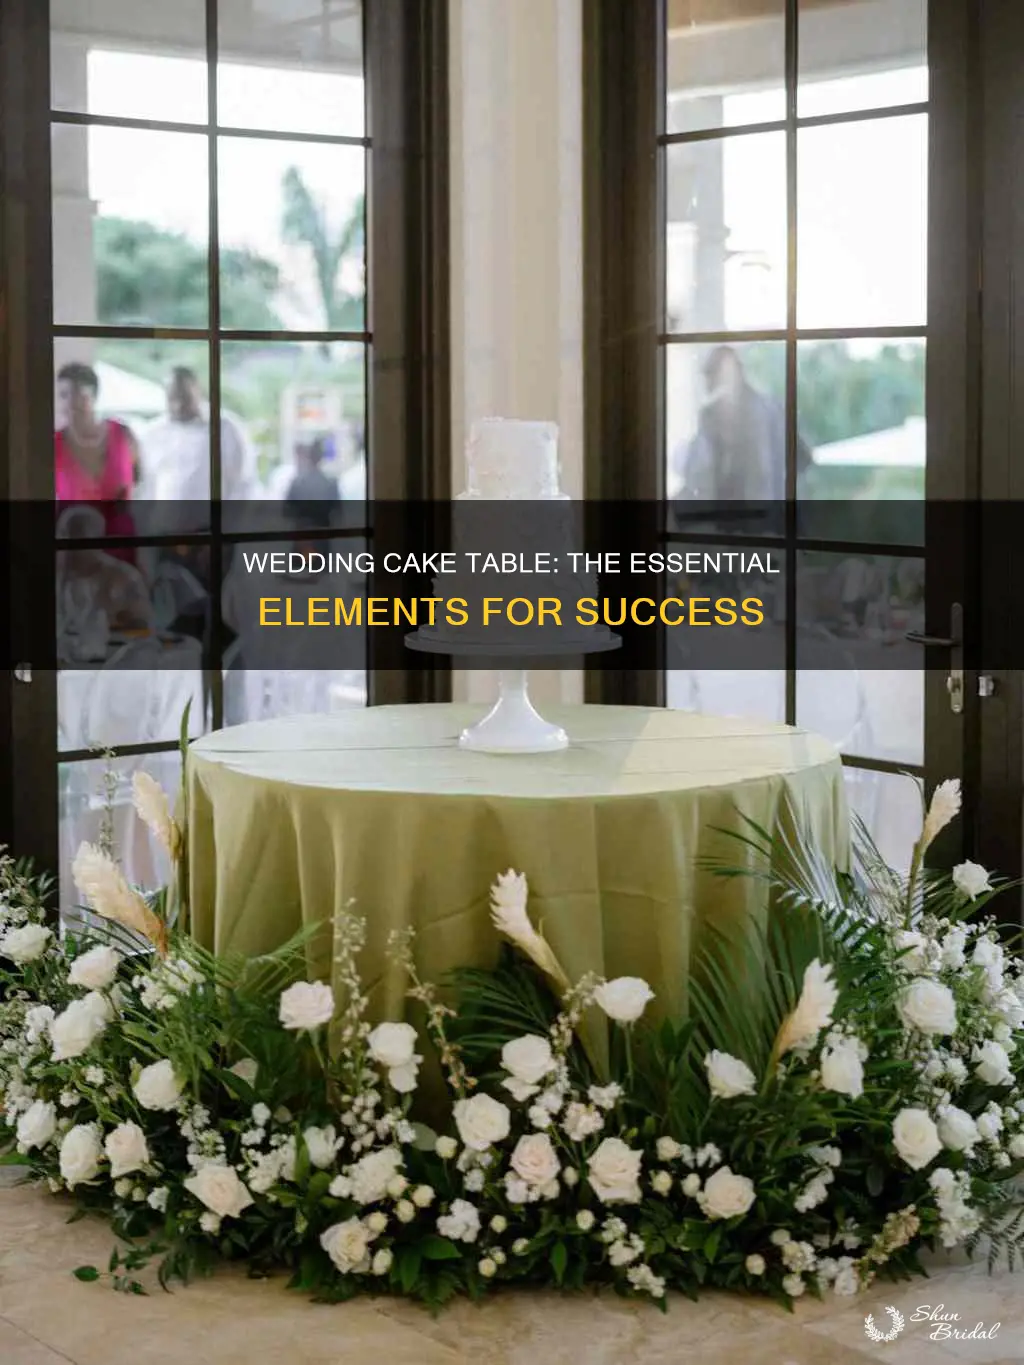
[464,418,562,499]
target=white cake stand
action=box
[405,632,621,753]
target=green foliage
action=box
[743,340,925,451]
[94,217,282,331]
[281,169,364,331]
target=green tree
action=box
[280,167,365,332]
[742,340,925,449]
[94,218,282,330]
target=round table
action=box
[187,705,848,1027]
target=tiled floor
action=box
[1,1175,1020,1364]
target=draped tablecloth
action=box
[187,705,848,1024]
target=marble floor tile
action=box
[0,1318,76,1365]
[3,1182,1022,1365]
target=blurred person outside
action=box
[672,345,810,500]
[56,504,153,646]
[54,362,138,544]
[285,435,341,513]
[138,367,257,513]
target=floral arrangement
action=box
[1,771,1023,1310]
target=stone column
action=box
[448,0,584,707]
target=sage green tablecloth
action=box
[187,704,848,1025]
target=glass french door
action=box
[1,0,449,896]
[585,0,1014,882]
[660,0,929,869]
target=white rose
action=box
[1008,1134,1024,1159]
[976,1110,1002,1141]
[278,980,334,1031]
[820,1037,865,1099]
[453,1093,511,1152]
[321,1217,372,1274]
[651,1170,672,1195]
[704,1050,757,1099]
[973,1039,1013,1086]
[745,1254,766,1275]
[380,1059,415,1093]
[435,1136,457,1160]
[682,1173,701,1197]
[0,923,52,964]
[184,1164,253,1219]
[656,1136,683,1161]
[104,1121,150,1178]
[23,1004,54,1046]
[936,1106,979,1153]
[892,1108,942,1170]
[59,1123,103,1188]
[941,927,968,969]
[349,1148,403,1205]
[587,1137,643,1205]
[68,944,121,991]
[371,1248,393,1277]
[893,930,929,974]
[953,861,992,899]
[16,1099,56,1151]
[697,1166,756,1220]
[50,992,113,1061]
[367,1022,418,1070]
[973,938,1005,990]
[510,1133,561,1189]
[501,1034,557,1087]
[303,1125,338,1170]
[593,977,654,1024]
[897,980,957,1036]
[133,1058,184,1111]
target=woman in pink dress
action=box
[55,362,138,546]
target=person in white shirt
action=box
[139,367,257,513]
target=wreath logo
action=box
[864,1307,906,1342]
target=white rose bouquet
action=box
[1,769,1023,1314]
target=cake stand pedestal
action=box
[405,634,620,754]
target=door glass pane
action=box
[667,341,788,498]
[798,338,926,501]
[218,0,364,138]
[59,752,183,921]
[798,0,927,119]
[844,767,921,874]
[666,133,787,333]
[221,536,368,725]
[53,341,214,535]
[53,125,209,329]
[796,551,924,764]
[666,0,785,135]
[220,340,366,511]
[667,670,786,723]
[50,0,207,124]
[797,115,927,329]
[798,670,923,766]
[218,139,365,333]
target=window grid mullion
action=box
[205,0,224,731]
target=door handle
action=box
[904,631,956,648]
[905,603,963,715]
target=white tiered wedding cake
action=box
[419,418,608,649]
